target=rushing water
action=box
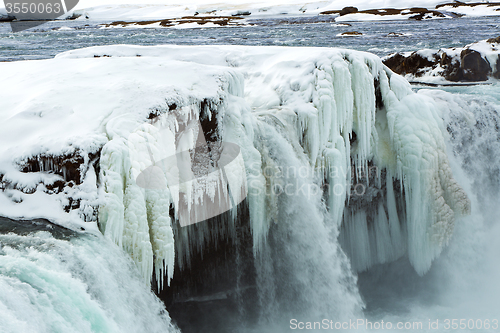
[1,16,499,333]
[0,218,179,333]
[359,86,500,331]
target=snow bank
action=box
[0,44,470,286]
[1,0,498,26]
[67,0,498,14]
[436,2,500,17]
[67,1,332,21]
[0,51,241,285]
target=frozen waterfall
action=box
[67,45,470,281]
[0,45,472,327]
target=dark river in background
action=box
[1,16,499,62]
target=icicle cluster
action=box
[223,48,471,276]
[99,76,248,287]
[93,45,470,286]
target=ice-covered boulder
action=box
[384,37,500,83]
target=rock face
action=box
[383,52,438,77]
[458,49,491,81]
[487,36,500,44]
[384,37,500,82]
[494,55,500,79]
[340,31,363,36]
[439,49,491,81]
[436,1,500,10]
[156,203,257,333]
[340,6,359,16]
[106,15,244,28]
[321,6,448,20]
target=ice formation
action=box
[384,38,500,84]
[0,45,470,295]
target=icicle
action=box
[374,202,394,264]
[341,209,372,272]
[93,46,470,287]
[386,171,406,259]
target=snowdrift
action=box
[0,45,470,292]
[2,0,496,25]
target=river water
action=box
[1,16,500,61]
[1,16,499,333]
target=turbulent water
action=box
[1,16,499,333]
[359,86,500,332]
[0,218,178,333]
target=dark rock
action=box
[0,217,78,239]
[385,42,496,82]
[436,1,500,9]
[460,49,491,81]
[20,153,87,185]
[15,149,101,218]
[0,15,15,22]
[493,55,500,79]
[386,32,406,37]
[340,6,359,16]
[487,36,500,44]
[383,52,437,77]
[66,12,82,20]
[448,11,466,18]
[383,53,406,74]
[232,11,251,16]
[362,8,402,15]
[374,78,384,109]
[408,13,425,20]
[322,6,448,18]
[340,31,363,36]
[406,8,445,20]
[156,201,259,333]
[105,15,244,28]
[439,49,490,82]
[440,52,461,81]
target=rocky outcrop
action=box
[437,49,491,82]
[339,31,363,36]
[487,36,500,44]
[493,55,500,79]
[384,37,500,82]
[1,149,102,220]
[436,1,500,9]
[106,15,244,28]
[458,49,491,81]
[321,6,447,20]
[340,6,359,16]
[383,52,438,77]
[0,15,15,22]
